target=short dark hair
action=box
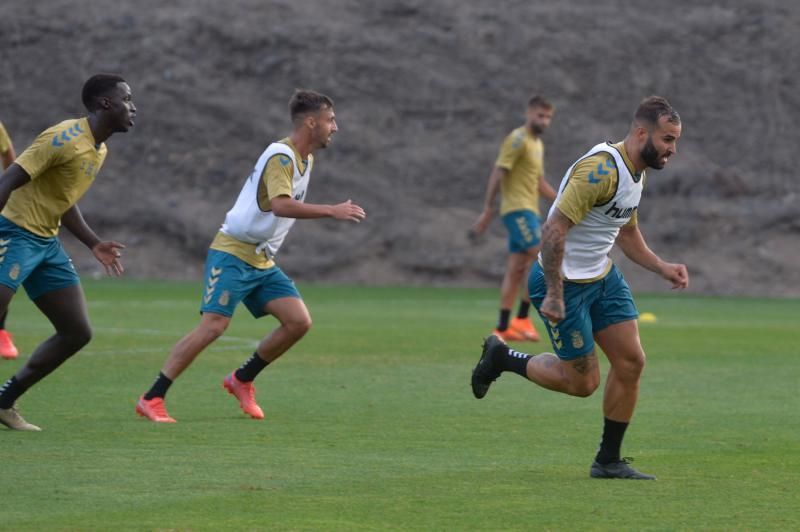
[527,95,554,110]
[289,89,334,122]
[82,74,127,111]
[634,95,680,127]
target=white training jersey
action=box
[549,142,643,280]
[220,142,311,259]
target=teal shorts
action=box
[501,210,541,253]
[200,249,301,318]
[529,262,638,360]
[0,216,80,300]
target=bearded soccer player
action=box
[0,74,133,431]
[136,89,366,423]
[472,95,558,342]
[472,96,688,479]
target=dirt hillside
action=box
[0,0,797,296]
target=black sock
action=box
[0,311,7,330]
[497,346,532,377]
[143,372,173,400]
[517,301,531,320]
[595,417,629,464]
[235,352,269,383]
[0,376,26,409]
[497,309,511,331]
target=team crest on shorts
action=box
[219,290,230,307]
[570,330,584,349]
[9,263,20,281]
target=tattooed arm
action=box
[539,209,574,322]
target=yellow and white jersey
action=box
[3,117,106,237]
[547,141,644,281]
[0,121,11,154]
[495,126,545,216]
[212,138,312,269]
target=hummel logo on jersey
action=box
[604,201,637,219]
[51,122,84,148]
[587,159,614,184]
[511,131,524,150]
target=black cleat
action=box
[471,335,506,399]
[590,457,656,480]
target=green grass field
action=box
[1,281,798,530]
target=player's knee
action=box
[633,351,646,373]
[570,376,600,397]
[621,351,646,379]
[286,316,312,339]
[66,324,92,351]
[43,324,91,361]
[509,261,528,279]
[200,316,229,340]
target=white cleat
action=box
[0,404,42,431]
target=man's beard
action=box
[530,123,545,136]
[640,136,663,169]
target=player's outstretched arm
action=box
[1,142,16,170]
[271,196,366,222]
[616,224,688,289]
[538,175,558,203]
[471,166,507,236]
[61,204,126,276]
[0,164,31,211]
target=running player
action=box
[0,74,133,431]
[136,89,366,423]
[0,119,19,359]
[472,95,557,342]
[472,96,688,479]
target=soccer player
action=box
[0,74,133,431]
[472,95,558,342]
[136,89,366,423]
[0,121,15,169]
[471,96,688,479]
[0,119,20,359]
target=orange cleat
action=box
[510,317,541,342]
[223,373,264,420]
[135,396,176,423]
[492,327,525,342]
[0,330,19,360]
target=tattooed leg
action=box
[525,350,601,397]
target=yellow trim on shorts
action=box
[210,232,275,269]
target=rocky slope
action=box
[0,0,797,295]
